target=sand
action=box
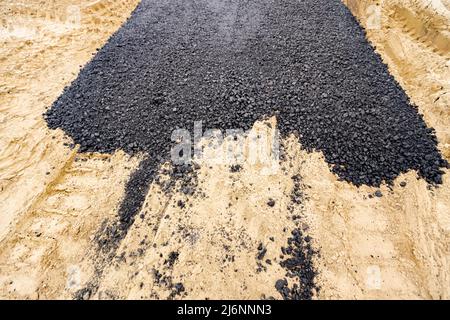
[0,0,449,299]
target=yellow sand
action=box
[0,0,141,299]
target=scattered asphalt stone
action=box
[374,190,383,198]
[288,174,304,212]
[256,261,267,273]
[177,200,185,209]
[181,186,194,195]
[256,243,267,260]
[400,181,407,187]
[276,229,319,300]
[173,283,185,295]
[152,268,186,299]
[267,198,276,207]
[45,0,447,267]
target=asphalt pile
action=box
[46,0,447,234]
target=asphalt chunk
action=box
[165,251,179,268]
[45,0,447,278]
[276,229,319,300]
[230,164,242,173]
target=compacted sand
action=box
[0,0,449,300]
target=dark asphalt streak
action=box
[45,0,447,297]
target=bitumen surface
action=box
[46,0,447,264]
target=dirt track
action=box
[0,0,449,300]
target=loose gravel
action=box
[276,229,318,300]
[46,0,447,235]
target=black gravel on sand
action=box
[46,0,447,236]
[276,229,318,300]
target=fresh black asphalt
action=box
[45,0,447,281]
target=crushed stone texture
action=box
[46,0,447,230]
